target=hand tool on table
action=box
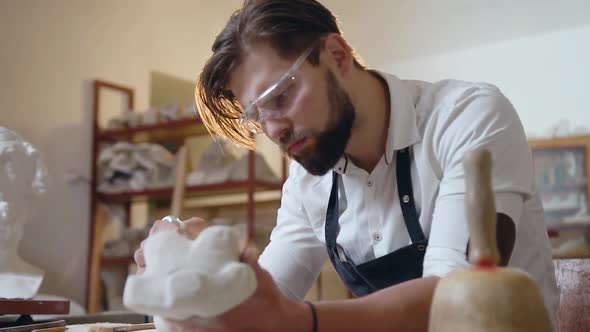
[428,149,551,332]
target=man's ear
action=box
[322,33,354,78]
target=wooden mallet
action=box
[428,149,551,332]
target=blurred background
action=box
[1,0,589,325]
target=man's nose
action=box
[263,117,292,144]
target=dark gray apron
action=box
[325,148,428,296]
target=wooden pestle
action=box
[428,149,551,332]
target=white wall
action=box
[324,0,590,65]
[322,0,590,138]
[384,25,590,137]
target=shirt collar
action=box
[333,71,421,174]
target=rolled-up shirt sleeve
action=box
[423,86,533,278]
[258,164,328,300]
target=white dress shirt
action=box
[258,72,559,319]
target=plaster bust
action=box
[0,127,48,298]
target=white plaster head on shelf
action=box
[0,126,48,299]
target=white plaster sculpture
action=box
[159,104,180,122]
[106,110,142,130]
[0,127,48,299]
[106,118,126,130]
[186,139,279,186]
[123,226,257,327]
[142,107,159,126]
[182,103,198,119]
[228,152,280,182]
[97,142,175,193]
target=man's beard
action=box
[287,70,355,176]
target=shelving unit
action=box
[86,79,286,313]
[528,136,590,255]
[97,180,283,202]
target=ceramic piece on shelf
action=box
[228,152,280,182]
[148,144,175,167]
[147,145,175,189]
[106,117,126,130]
[111,141,134,154]
[98,145,115,165]
[123,226,257,324]
[97,180,127,194]
[159,104,180,122]
[133,148,157,173]
[122,110,142,128]
[97,142,176,192]
[142,107,159,126]
[182,102,199,119]
[129,170,148,191]
[105,110,142,130]
[186,167,231,186]
[184,136,279,186]
[185,139,239,186]
[110,153,137,175]
[0,127,48,299]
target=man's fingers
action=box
[241,245,265,278]
[148,218,178,236]
[133,240,146,271]
[135,216,209,272]
[242,245,260,263]
[133,247,145,267]
[180,217,208,240]
[136,218,178,272]
[164,318,219,332]
[183,217,207,224]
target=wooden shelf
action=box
[0,300,70,315]
[184,189,282,208]
[529,135,590,149]
[97,180,283,202]
[548,221,590,232]
[101,255,135,267]
[97,118,209,143]
[539,183,587,193]
[87,79,287,313]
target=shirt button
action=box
[402,195,410,203]
[367,180,373,187]
[372,232,382,242]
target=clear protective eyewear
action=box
[239,45,315,133]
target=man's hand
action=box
[133,217,207,274]
[163,247,312,332]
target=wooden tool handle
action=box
[463,149,500,267]
[171,145,188,217]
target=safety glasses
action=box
[239,45,315,133]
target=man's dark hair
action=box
[196,0,363,148]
